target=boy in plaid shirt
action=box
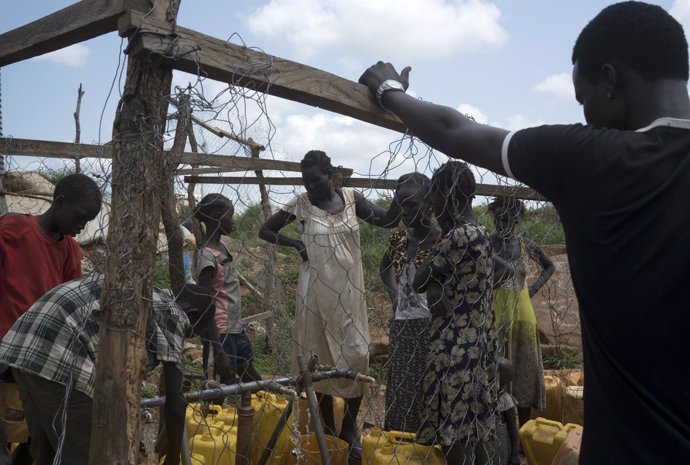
[0,275,215,465]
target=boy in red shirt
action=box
[0,173,102,464]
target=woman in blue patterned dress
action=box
[413,161,497,465]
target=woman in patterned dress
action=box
[258,150,400,457]
[379,172,441,433]
[413,161,497,465]
[489,196,554,426]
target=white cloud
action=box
[457,103,488,124]
[278,112,407,176]
[247,0,508,62]
[671,0,690,33]
[503,114,544,131]
[36,44,89,67]
[534,73,573,100]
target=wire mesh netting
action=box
[0,32,583,465]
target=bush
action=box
[153,260,172,288]
[543,349,583,370]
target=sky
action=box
[2,0,690,206]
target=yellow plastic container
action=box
[298,394,345,435]
[551,428,583,465]
[562,386,584,426]
[361,429,444,465]
[186,403,209,439]
[362,428,391,465]
[287,434,348,465]
[372,444,445,465]
[186,403,235,439]
[250,394,293,465]
[564,369,584,387]
[519,418,582,465]
[190,428,237,465]
[531,375,563,422]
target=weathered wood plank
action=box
[183,175,547,201]
[241,311,272,325]
[123,13,408,133]
[0,137,302,172]
[0,0,146,67]
[90,0,179,462]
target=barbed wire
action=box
[0,26,581,465]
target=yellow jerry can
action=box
[562,386,584,426]
[531,375,563,422]
[251,394,294,465]
[362,428,443,465]
[519,418,582,465]
[189,427,237,465]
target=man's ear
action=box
[53,194,66,209]
[600,63,625,94]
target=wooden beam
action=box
[183,175,547,201]
[241,311,272,325]
[0,0,146,67]
[122,12,408,133]
[0,137,303,172]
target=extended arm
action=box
[493,255,514,288]
[379,251,398,306]
[161,362,186,465]
[412,259,447,317]
[526,239,555,297]
[359,64,509,175]
[258,210,308,261]
[354,190,401,228]
[412,258,433,294]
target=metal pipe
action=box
[140,377,294,407]
[297,355,331,465]
[236,390,253,465]
[140,369,364,408]
[180,424,192,465]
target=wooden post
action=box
[73,83,84,173]
[0,67,7,216]
[184,121,204,245]
[248,141,278,351]
[90,1,181,464]
[162,93,190,289]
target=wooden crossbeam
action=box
[0,137,302,172]
[121,12,408,134]
[183,175,546,201]
[0,0,149,67]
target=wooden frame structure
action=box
[0,2,545,464]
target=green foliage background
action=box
[151,196,567,376]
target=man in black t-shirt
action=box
[360,2,690,464]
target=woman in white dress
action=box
[259,150,400,458]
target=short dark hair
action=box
[488,196,526,218]
[572,1,689,83]
[54,173,102,206]
[396,172,431,192]
[431,161,476,204]
[497,356,514,385]
[193,193,232,221]
[300,150,334,175]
